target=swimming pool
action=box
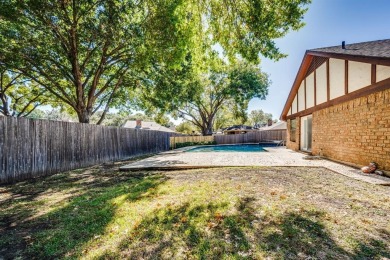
[186,144,269,152]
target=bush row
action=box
[174,141,217,149]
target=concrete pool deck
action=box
[120,147,390,185]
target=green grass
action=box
[0,163,389,259]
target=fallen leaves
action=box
[214,212,224,221]
[206,213,224,230]
[279,195,287,200]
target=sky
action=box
[249,0,390,120]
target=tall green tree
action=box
[249,109,273,127]
[0,67,48,117]
[173,62,270,135]
[213,105,250,131]
[0,0,310,123]
[0,0,195,123]
[201,0,310,63]
[176,121,198,135]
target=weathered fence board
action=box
[170,135,215,148]
[0,117,175,184]
[169,130,286,148]
[214,130,286,145]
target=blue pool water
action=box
[186,144,269,152]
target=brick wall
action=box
[312,88,390,170]
[286,88,390,170]
[286,117,300,151]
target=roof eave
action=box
[307,50,390,65]
[280,51,313,121]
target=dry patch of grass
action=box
[0,165,389,259]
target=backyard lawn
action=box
[1,160,389,259]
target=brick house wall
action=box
[286,117,300,151]
[287,88,390,170]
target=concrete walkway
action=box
[120,147,390,185]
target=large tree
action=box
[0,0,195,123]
[0,67,48,117]
[213,106,249,131]
[0,0,310,123]
[249,109,273,127]
[176,121,198,135]
[173,62,270,135]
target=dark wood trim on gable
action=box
[314,70,317,106]
[345,60,349,94]
[280,53,313,120]
[326,59,330,101]
[286,77,390,120]
[304,79,307,109]
[307,51,390,66]
[372,64,376,84]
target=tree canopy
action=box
[0,0,310,123]
[249,109,273,127]
[175,121,198,135]
[0,66,49,117]
[142,60,270,135]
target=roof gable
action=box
[280,39,390,120]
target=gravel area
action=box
[120,147,390,185]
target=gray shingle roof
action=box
[309,39,390,58]
[259,121,286,131]
[123,120,175,133]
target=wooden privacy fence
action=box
[170,135,214,149]
[170,130,286,148]
[0,117,176,184]
[214,130,286,145]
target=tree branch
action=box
[96,76,123,125]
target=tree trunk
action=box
[0,96,11,116]
[205,125,213,135]
[77,109,91,123]
[201,121,214,136]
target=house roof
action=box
[280,39,390,120]
[259,121,286,131]
[309,39,390,59]
[123,120,175,133]
[223,125,254,131]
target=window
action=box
[290,119,297,142]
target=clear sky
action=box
[250,0,390,120]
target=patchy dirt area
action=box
[0,162,389,259]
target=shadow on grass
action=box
[2,171,389,259]
[30,175,166,259]
[0,169,167,259]
[96,197,390,259]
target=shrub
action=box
[175,141,217,149]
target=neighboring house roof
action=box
[223,125,254,131]
[280,39,390,120]
[123,120,176,133]
[259,121,286,131]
